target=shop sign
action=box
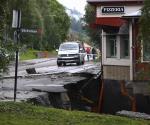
[102,6,124,14]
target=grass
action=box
[0,102,149,125]
[19,49,38,60]
[19,49,57,60]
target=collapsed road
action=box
[0,58,101,111]
[0,58,150,117]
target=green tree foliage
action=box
[7,0,70,50]
[0,0,11,74]
[83,4,101,48]
[0,0,70,73]
[68,17,89,42]
[71,17,82,33]
[40,0,70,50]
[140,0,150,42]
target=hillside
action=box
[65,7,89,42]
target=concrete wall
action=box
[103,65,130,80]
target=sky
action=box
[57,0,87,15]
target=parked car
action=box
[57,41,85,66]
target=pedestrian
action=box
[86,47,90,61]
[92,47,96,61]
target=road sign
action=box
[21,29,37,33]
[12,10,21,28]
[21,28,43,34]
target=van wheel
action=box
[81,61,84,65]
[63,62,66,66]
[57,62,62,67]
[81,58,85,65]
[76,60,81,66]
[76,62,80,66]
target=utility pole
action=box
[12,10,21,102]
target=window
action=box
[143,41,150,61]
[105,23,129,59]
[106,35,117,58]
[120,35,129,59]
[59,43,78,50]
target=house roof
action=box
[87,0,143,2]
[87,0,144,4]
[122,10,141,18]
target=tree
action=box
[83,4,101,48]
[140,0,150,62]
[0,0,17,76]
[39,0,70,50]
[0,0,12,74]
[6,0,70,50]
[140,0,150,42]
[0,0,70,74]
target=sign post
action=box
[12,10,21,102]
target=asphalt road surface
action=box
[4,58,100,77]
[0,58,101,101]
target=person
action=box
[86,47,91,61]
[92,47,97,61]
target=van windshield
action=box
[59,44,78,50]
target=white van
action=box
[57,42,85,66]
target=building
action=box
[87,0,150,114]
